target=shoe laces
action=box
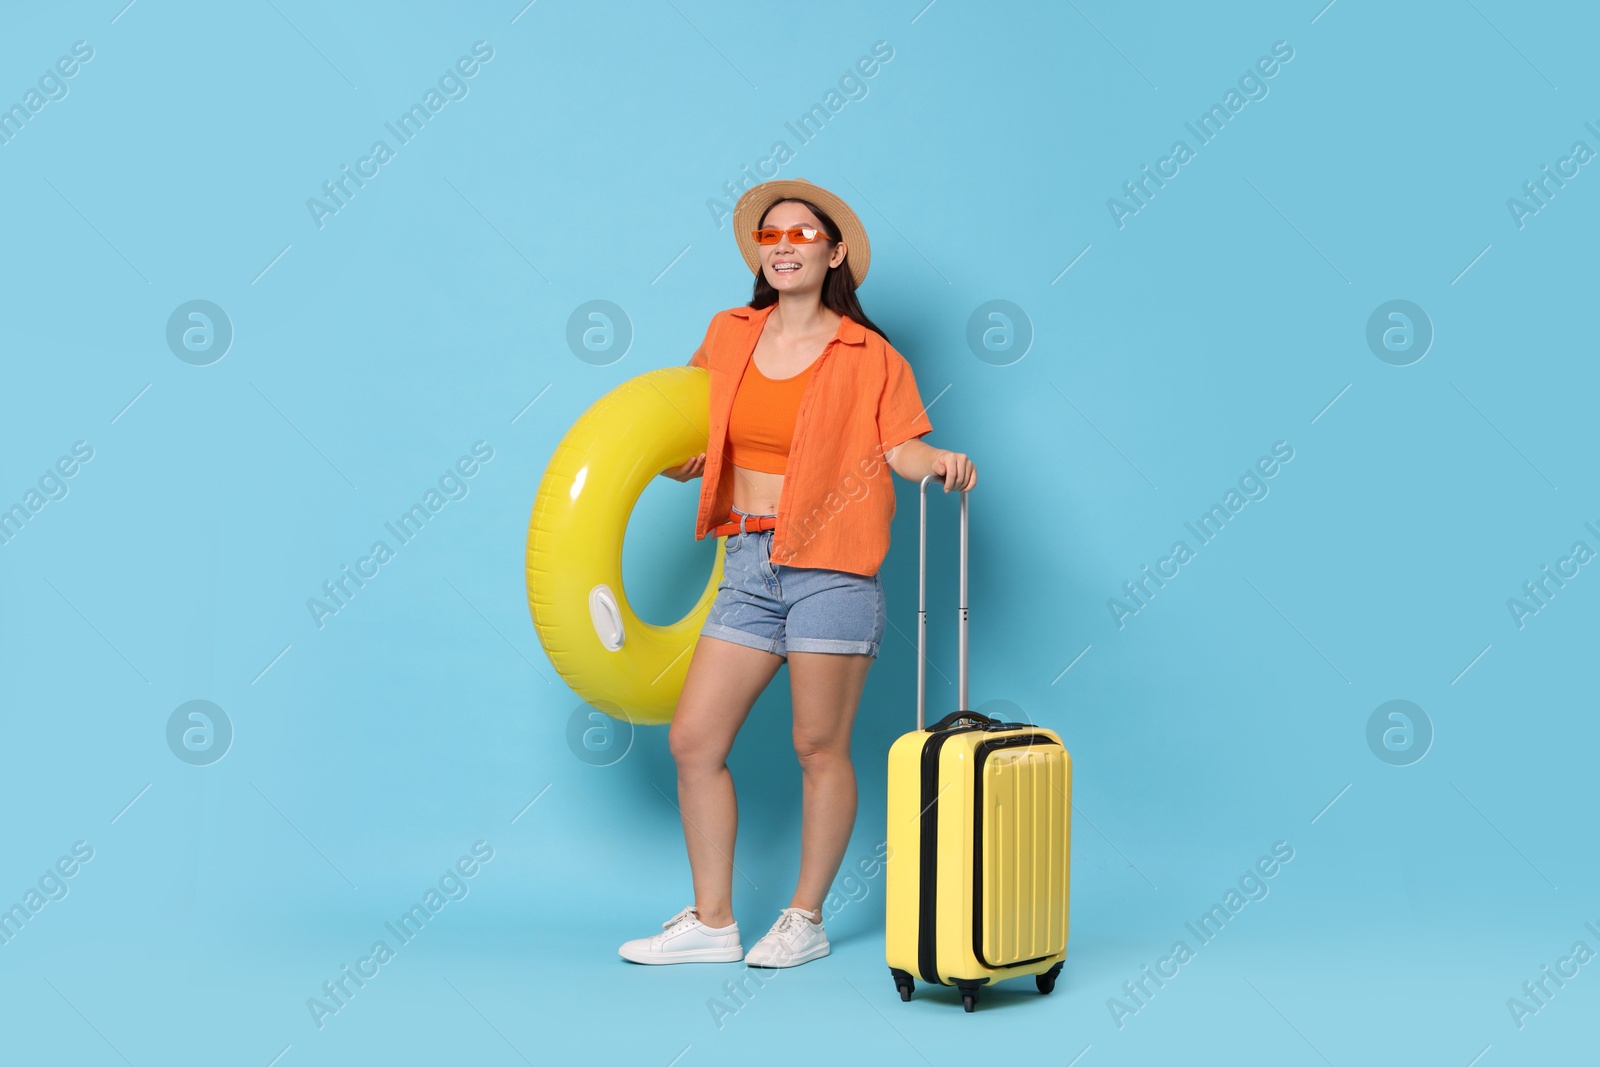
[660,905,701,934]
[766,907,818,943]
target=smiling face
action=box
[757,201,847,292]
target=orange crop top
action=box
[725,358,816,474]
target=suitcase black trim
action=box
[917,725,962,986]
[971,732,1063,971]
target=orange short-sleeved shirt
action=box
[688,303,933,577]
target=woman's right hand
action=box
[660,452,707,481]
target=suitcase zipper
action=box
[917,722,983,986]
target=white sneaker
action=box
[618,905,743,964]
[743,907,830,968]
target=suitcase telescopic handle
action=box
[917,472,969,731]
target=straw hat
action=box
[732,178,871,288]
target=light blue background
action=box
[2,1,1595,1063]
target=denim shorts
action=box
[699,507,886,659]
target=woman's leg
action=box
[667,635,784,928]
[784,650,874,916]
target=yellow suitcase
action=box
[884,475,1071,1012]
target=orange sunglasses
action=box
[751,226,835,245]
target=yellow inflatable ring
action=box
[526,366,724,726]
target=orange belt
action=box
[711,508,778,538]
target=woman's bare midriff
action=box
[729,311,841,516]
[730,465,785,515]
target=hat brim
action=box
[733,178,870,289]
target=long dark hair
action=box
[747,198,892,345]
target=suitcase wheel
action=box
[1036,962,1064,995]
[889,967,914,1002]
[956,980,981,1012]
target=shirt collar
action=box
[730,303,867,346]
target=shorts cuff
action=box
[784,636,879,658]
[699,624,786,658]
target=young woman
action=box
[619,178,977,968]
